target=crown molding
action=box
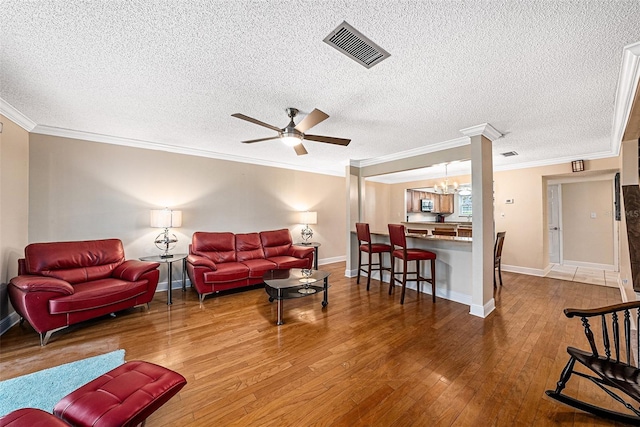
[31,125,346,177]
[351,136,470,168]
[364,148,616,184]
[611,40,640,153]
[459,123,502,141]
[494,149,616,172]
[0,98,37,131]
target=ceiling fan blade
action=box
[294,109,329,133]
[241,136,281,144]
[303,134,351,146]
[293,143,308,156]
[232,113,281,132]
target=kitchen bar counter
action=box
[370,231,472,243]
[354,230,472,306]
[402,221,472,225]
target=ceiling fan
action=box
[231,107,351,156]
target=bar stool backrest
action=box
[355,223,372,243]
[495,231,506,266]
[388,224,407,250]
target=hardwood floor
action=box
[0,262,632,426]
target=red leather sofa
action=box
[8,239,160,345]
[186,228,314,302]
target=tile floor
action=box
[546,264,619,288]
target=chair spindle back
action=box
[565,302,640,367]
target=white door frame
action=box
[547,173,619,271]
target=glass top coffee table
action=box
[263,268,330,325]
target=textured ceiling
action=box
[2,1,640,177]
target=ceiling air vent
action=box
[323,21,390,69]
[501,151,518,157]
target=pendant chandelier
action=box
[433,163,458,194]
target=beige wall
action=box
[493,159,618,272]
[28,134,346,274]
[0,116,29,329]
[561,180,614,265]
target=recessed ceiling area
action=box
[1,1,640,176]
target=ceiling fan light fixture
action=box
[281,129,303,146]
[281,135,301,146]
[232,107,349,154]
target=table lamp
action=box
[150,208,182,258]
[299,211,317,243]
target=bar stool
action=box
[356,223,392,290]
[494,231,506,287]
[388,224,437,304]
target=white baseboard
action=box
[348,270,473,306]
[502,264,546,277]
[562,260,617,271]
[319,255,346,266]
[470,299,496,318]
[155,278,192,293]
[0,311,21,336]
[344,268,358,278]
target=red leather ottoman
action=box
[0,408,70,427]
[53,361,186,427]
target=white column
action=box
[345,164,362,277]
[461,124,501,317]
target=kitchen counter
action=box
[402,221,472,226]
[369,231,471,243]
[353,230,473,306]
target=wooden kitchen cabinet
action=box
[412,191,422,212]
[406,190,422,213]
[406,190,453,214]
[438,194,454,214]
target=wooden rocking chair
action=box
[545,301,640,424]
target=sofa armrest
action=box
[10,275,74,295]
[112,260,161,282]
[187,254,217,270]
[289,245,315,259]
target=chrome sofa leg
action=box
[40,326,67,346]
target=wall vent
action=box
[501,151,519,157]
[323,21,390,69]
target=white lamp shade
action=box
[150,209,182,228]
[299,211,317,225]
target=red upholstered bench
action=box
[53,361,186,427]
[0,408,70,427]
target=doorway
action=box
[546,175,619,286]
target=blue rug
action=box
[0,349,125,416]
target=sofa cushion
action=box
[49,279,147,314]
[267,256,311,269]
[259,229,293,258]
[203,262,249,284]
[236,233,266,261]
[192,232,237,263]
[25,239,125,284]
[241,259,277,279]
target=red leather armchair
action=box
[187,229,314,302]
[8,239,160,345]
